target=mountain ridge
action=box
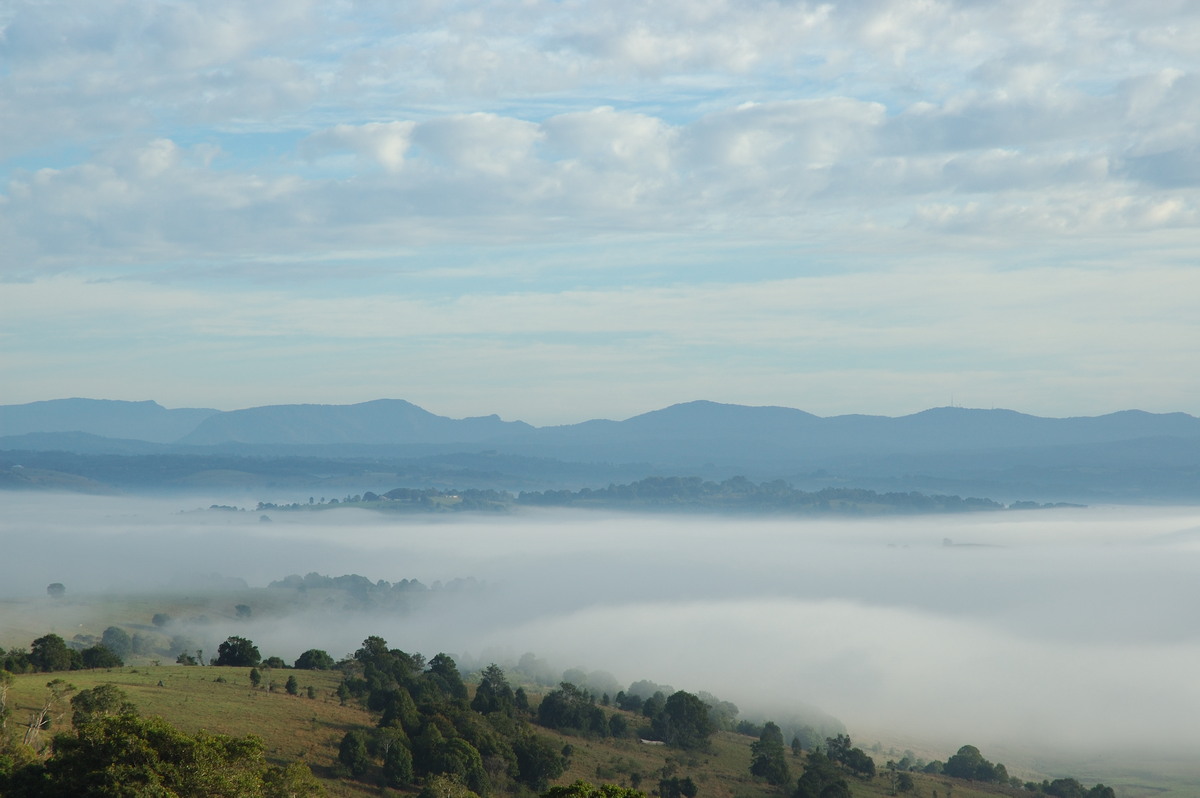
[2,397,1197,450]
[2,397,1197,502]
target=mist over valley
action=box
[4,489,1198,789]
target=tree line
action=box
[252,475,1040,516]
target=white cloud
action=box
[302,121,417,172]
[2,0,1199,417]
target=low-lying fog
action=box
[3,493,1199,771]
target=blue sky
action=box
[2,1,1198,424]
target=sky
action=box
[2,1,1199,425]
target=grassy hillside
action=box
[2,590,1188,798]
[4,665,1072,798]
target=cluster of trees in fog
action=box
[1,634,125,674]
[518,476,1010,514]
[249,475,1054,516]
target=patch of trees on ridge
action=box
[256,475,1072,515]
[1,633,124,674]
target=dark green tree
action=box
[794,750,851,798]
[427,653,469,702]
[285,675,299,696]
[471,664,515,715]
[608,714,628,738]
[294,649,335,670]
[79,646,122,669]
[513,732,567,791]
[250,668,262,688]
[382,738,414,787]
[215,636,261,667]
[824,734,875,778]
[29,635,74,673]
[943,745,993,781]
[750,721,791,785]
[339,729,372,778]
[659,776,698,798]
[537,683,606,735]
[652,691,715,750]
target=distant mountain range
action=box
[1,398,1198,502]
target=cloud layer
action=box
[2,1,1198,420]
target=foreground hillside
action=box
[3,664,1065,798]
[4,657,1171,798]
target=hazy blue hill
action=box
[511,403,1200,467]
[0,431,167,455]
[3,397,1198,501]
[178,398,534,445]
[0,398,217,443]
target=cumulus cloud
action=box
[2,0,1199,420]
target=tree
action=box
[79,645,123,669]
[151,613,171,627]
[897,772,915,793]
[652,691,716,750]
[750,721,791,785]
[419,773,480,798]
[943,745,993,782]
[794,751,851,798]
[338,729,372,778]
[69,684,135,727]
[99,628,132,659]
[250,668,262,688]
[29,634,74,673]
[471,664,515,716]
[17,704,323,796]
[541,780,647,798]
[513,732,567,791]
[215,636,261,667]
[294,649,335,670]
[659,777,698,798]
[824,734,874,778]
[46,583,65,598]
[382,736,415,787]
[427,653,469,702]
[285,675,299,696]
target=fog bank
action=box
[2,493,1198,764]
